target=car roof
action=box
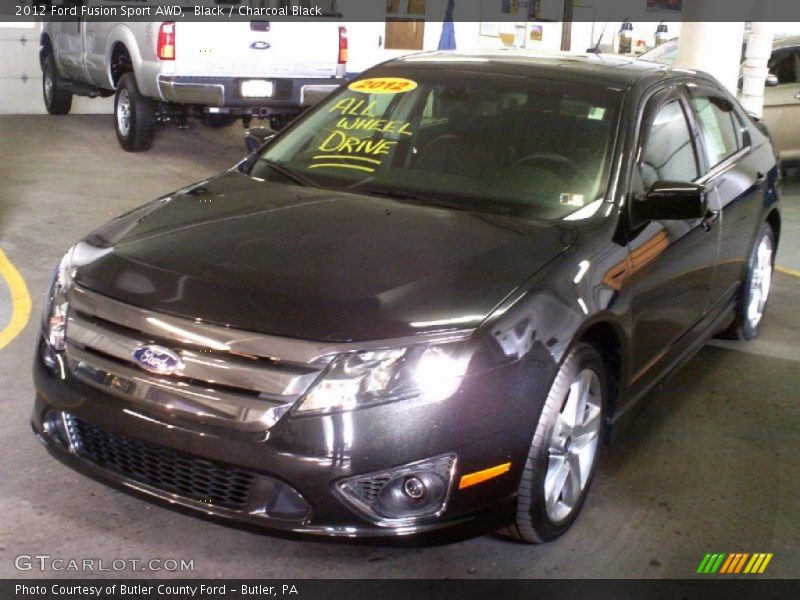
[387,49,680,88]
[774,35,800,49]
[643,33,800,54]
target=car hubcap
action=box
[44,71,54,104]
[746,235,773,329]
[117,89,131,137]
[544,369,602,523]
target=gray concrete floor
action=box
[0,116,798,579]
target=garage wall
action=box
[0,22,113,115]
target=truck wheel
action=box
[42,54,73,115]
[200,114,238,129]
[115,73,156,152]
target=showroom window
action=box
[690,94,742,167]
[768,47,800,84]
[385,0,426,50]
[639,99,699,188]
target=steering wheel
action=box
[514,152,595,190]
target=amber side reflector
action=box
[458,462,512,489]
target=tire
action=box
[200,114,238,129]
[114,73,156,152]
[725,223,776,341]
[42,54,72,115]
[503,343,607,543]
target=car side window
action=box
[639,99,699,189]
[768,48,800,84]
[690,94,741,167]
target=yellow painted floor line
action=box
[776,265,800,278]
[0,247,32,351]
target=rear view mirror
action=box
[244,127,276,154]
[635,181,707,220]
[765,73,779,87]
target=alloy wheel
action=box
[746,234,773,330]
[544,368,602,523]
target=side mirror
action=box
[765,73,779,87]
[635,181,707,220]
[244,127,276,154]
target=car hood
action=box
[74,172,576,342]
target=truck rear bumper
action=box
[157,75,344,111]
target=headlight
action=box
[296,342,470,415]
[43,248,75,352]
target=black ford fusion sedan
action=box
[33,51,780,544]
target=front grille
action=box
[63,285,327,431]
[65,415,256,512]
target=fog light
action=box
[403,476,426,499]
[335,453,457,525]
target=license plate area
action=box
[240,80,274,98]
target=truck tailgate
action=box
[173,22,340,78]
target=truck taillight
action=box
[338,26,348,64]
[157,22,176,60]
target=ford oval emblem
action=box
[132,345,183,375]
[250,41,271,50]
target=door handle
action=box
[701,209,720,232]
[755,171,766,189]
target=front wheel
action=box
[503,343,607,543]
[114,73,156,152]
[42,54,72,115]
[726,224,775,340]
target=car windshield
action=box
[250,65,622,220]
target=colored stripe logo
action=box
[696,552,773,574]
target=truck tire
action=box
[42,54,73,115]
[114,73,156,152]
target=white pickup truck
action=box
[40,1,348,151]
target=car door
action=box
[684,83,763,311]
[51,0,86,80]
[626,86,720,393]
[762,45,800,162]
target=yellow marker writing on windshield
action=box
[348,77,418,94]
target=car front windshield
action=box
[251,65,622,220]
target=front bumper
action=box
[156,75,344,111]
[31,338,554,542]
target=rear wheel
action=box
[42,54,72,115]
[503,343,606,543]
[726,224,775,340]
[114,73,156,152]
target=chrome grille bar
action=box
[64,285,332,431]
[66,313,320,397]
[66,343,291,430]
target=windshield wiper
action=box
[260,159,316,187]
[355,186,470,211]
[356,186,513,215]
